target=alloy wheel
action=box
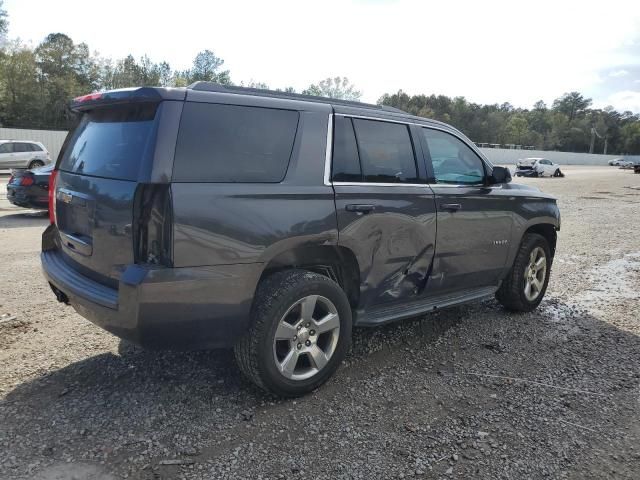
[523,246,547,301]
[272,295,340,381]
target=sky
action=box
[4,0,640,112]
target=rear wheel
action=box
[28,159,44,169]
[234,269,352,397]
[496,233,551,312]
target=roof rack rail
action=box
[187,81,406,114]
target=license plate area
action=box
[57,188,94,256]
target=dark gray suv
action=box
[41,83,560,396]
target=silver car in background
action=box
[0,140,51,169]
[515,157,564,177]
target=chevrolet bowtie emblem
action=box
[58,191,73,204]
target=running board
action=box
[355,286,497,327]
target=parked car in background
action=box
[608,158,625,166]
[0,140,51,170]
[6,163,54,210]
[515,158,564,177]
[41,84,560,396]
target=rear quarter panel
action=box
[171,105,338,268]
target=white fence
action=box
[480,147,640,166]
[1,126,639,167]
[0,127,68,161]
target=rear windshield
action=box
[173,102,299,183]
[59,104,157,180]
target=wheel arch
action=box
[257,245,361,309]
[523,222,558,259]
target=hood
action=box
[504,181,557,200]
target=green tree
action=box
[0,42,41,128]
[181,49,231,85]
[0,0,8,44]
[506,114,529,145]
[303,76,361,101]
[552,92,592,122]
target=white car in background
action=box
[608,158,625,166]
[515,157,564,177]
[0,140,51,170]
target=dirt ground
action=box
[1,165,639,480]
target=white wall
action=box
[0,128,68,161]
[480,147,640,166]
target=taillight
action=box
[20,176,35,186]
[73,92,103,103]
[48,170,58,225]
[133,184,173,266]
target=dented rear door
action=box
[331,115,436,309]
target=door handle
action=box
[440,203,462,212]
[346,204,375,214]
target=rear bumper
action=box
[41,246,263,350]
[7,186,48,209]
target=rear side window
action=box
[173,103,299,183]
[14,143,30,152]
[60,104,157,180]
[353,119,418,183]
[30,143,43,151]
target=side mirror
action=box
[490,166,512,184]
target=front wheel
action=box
[234,269,352,397]
[496,233,551,312]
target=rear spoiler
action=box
[70,87,186,112]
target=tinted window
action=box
[30,143,43,151]
[331,116,362,182]
[0,143,12,154]
[14,143,30,152]
[60,104,157,180]
[173,103,299,183]
[352,119,417,183]
[422,129,485,184]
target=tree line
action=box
[0,2,638,154]
[379,91,640,154]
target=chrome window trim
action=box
[335,113,494,169]
[333,182,429,187]
[325,112,496,188]
[323,113,333,186]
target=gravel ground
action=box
[1,165,639,480]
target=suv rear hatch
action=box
[52,89,182,287]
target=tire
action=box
[496,233,551,312]
[234,269,352,397]
[553,169,563,177]
[28,159,44,169]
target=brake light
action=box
[48,170,58,224]
[20,176,35,186]
[133,184,173,266]
[73,92,102,103]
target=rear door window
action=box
[173,103,299,183]
[331,116,362,182]
[352,119,418,183]
[14,143,30,153]
[59,104,158,181]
